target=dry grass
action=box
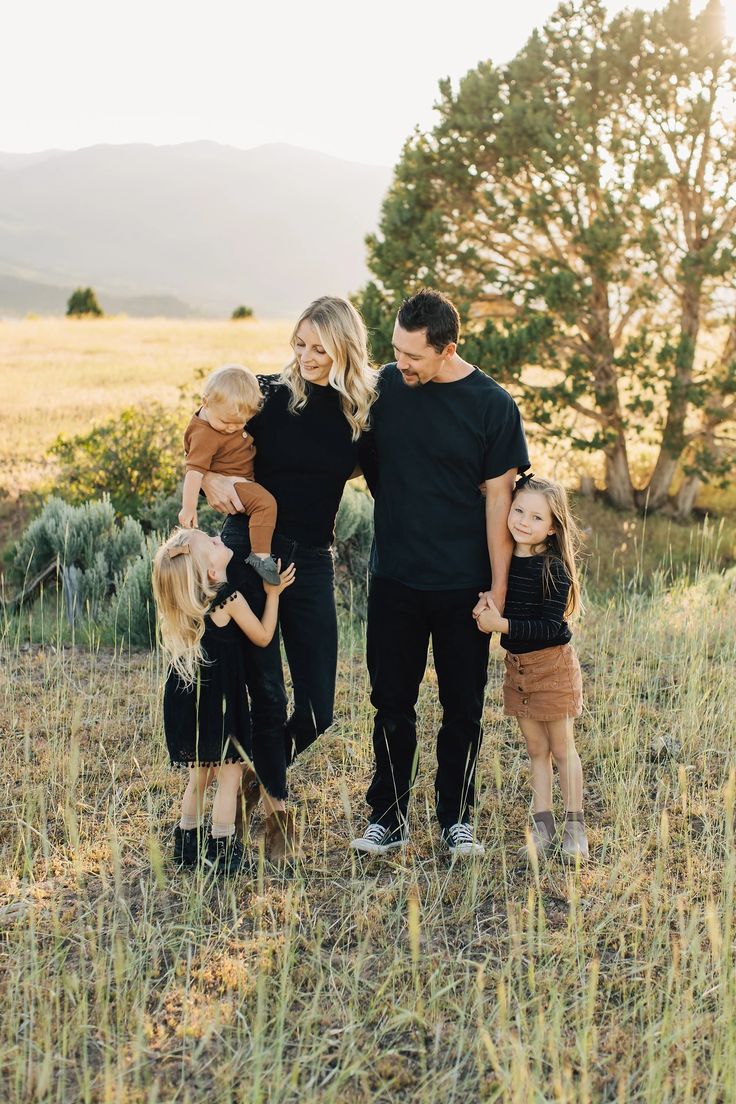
[1,568,735,1102]
[0,317,291,542]
[3,316,736,590]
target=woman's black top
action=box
[243,375,358,548]
[501,554,573,655]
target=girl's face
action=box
[187,529,233,581]
[508,490,556,549]
[293,319,333,386]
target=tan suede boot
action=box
[561,811,589,862]
[263,810,302,863]
[520,810,556,859]
[234,767,261,842]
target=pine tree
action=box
[357,0,736,515]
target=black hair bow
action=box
[515,470,534,490]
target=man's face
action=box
[391,322,453,387]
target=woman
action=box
[202,296,376,860]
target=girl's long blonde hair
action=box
[151,529,217,685]
[515,476,583,618]
[281,296,377,440]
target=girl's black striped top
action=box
[501,554,573,655]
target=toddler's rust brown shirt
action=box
[183,411,256,479]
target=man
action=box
[351,289,529,856]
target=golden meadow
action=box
[1,317,735,1101]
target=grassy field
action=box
[1,568,735,1102]
[2,316,736,592]
[0,317,292,543]
[1,316,736,1100]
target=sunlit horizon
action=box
[2,0,730,167]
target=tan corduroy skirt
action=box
[503,643,583,722]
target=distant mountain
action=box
[0,273,199,318]
[0,141,392,317]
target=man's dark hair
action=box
[397,288,460,353]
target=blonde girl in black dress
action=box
[152,528,294,874]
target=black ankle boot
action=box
[205,834,250,875]
[173,825,203,867]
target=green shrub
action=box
[139,489,223,537]
[11,497,145,622]
[51,404,182,520]
[66,287,103,317]
[231,305,254,320]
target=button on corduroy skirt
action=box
[503,643,583,721]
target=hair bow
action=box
[515,470,534,490]
[168,544,191,559]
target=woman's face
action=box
[293,319,333,386]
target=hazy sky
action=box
[2,0,729,165]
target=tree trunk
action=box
[642,451,679,511]
[645,285,702,508]
[588,274,636,509]
[674,475,702,519]
[604,439,636,509]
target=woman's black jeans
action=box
[222,518,338,800]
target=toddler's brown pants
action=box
[235,480,277,555]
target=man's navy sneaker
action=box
[441,822,485,856]
[350,822,408,854]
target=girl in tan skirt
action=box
[475,475,588,860]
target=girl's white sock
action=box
[179,815,200,831]
[211,823,235,839]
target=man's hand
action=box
[201,472,247,515]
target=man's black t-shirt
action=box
[364,363,529,591]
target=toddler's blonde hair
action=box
[202,364,263,420]
[151,528,217,686]
[513,477,583,618]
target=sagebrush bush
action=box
[334,484,373,620]
[11,497,145,622]
[109,539,156,646]
[139,488,223,536]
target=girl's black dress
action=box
[163,584,251,767]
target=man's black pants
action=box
[365,574,490,829]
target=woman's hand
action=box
[263,560,296,595]
[201,472,247,515]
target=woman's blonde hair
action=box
[281,296,377,440]
[513,476,583,618]
[151,529,218,685]
[202,364,263,420]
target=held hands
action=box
[476,600,505,634]
[472,589,506,634]
[263,560,296,595]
